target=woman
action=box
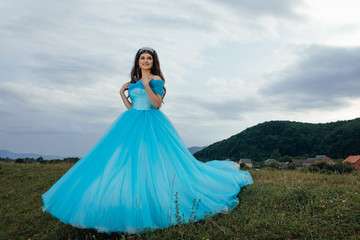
[42,47,253,234]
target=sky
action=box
[1,0,360,157]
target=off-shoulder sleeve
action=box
[150,80,164,97]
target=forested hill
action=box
[194,118,360,162]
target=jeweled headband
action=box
[138,47,155,54]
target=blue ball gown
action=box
[42,79,253,234]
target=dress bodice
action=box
[128,80,164,110]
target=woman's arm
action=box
[142,76,162,109]
[119,82,132,110]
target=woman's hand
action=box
[141,76,162,109]
[120,82,132,110]
[120,82,131,95]
[141,75,153,87]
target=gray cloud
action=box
[200,98,261,120]
[261,44,360,110]
[170,94,261,121]
[25,53,120,86]
[214,0,305,20]
[0,110,12,118]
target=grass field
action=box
[1,162,359,240]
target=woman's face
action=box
[138,53,153,71]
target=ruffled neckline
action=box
[130,79,163,85]
[128,79,164,92]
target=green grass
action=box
[1,162,359,240]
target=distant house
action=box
[314,155,336,165]
[304,158,316,166]
[264,159,279,165]
[291,159,304,167]
[291,155,336,168]
[239,159,253,168]
[343,156,360,172]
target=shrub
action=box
[15,158,24,163]
[308,161,354,174]
[287,163,296,170]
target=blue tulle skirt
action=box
[42,109,253,233]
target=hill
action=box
[188,146,207,154]
[0,150,65,160]
[194,118,360,162]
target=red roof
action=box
[343,156,360,164]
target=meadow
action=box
[1,162,359,240]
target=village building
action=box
[303,155,336,166]
[304,158,316,166]
[314,155,336,165]
[238,159,253,168]
[290,159,304,168]
[343,156,360,172]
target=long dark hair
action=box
[130,47,166,98]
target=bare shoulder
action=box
[152,75,162,80]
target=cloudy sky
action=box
[1,0,360,157]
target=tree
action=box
[270,149,281,160]
[267,161,281,169]
[239,163,246,169]
[15,158,24,163]
[279,155,292,163]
